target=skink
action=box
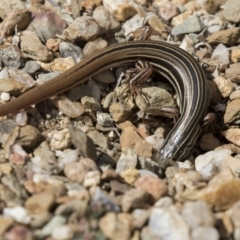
[0,40,209,162]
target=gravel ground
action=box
[0,0,240,239]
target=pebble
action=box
[93,6,120,33]
[116,148,138,172]
[81,96,100,111]
[149,206,191,240]
[207,27,240,45]
[231,48,240,63]
[68,125,97,161]
[191,226,220,240]
[3,206,31,224]
[30,11,67,41]
[158,2,179,21]
[195,149,231,174]
[63,16,101,41]
[225,63,240,83]
[222,128,240,147]
[20,30,53,61]
[121,188,150,212]
[0,78,27,96]
[50,128,71,150]
[223,0,240,23]
[37,215,66,238]
[120,126,152,158]
[59,41,84,63]
[0,9,30,38]
[171,16,204,35]
[87,130,108,149]
[99,212,131,240]
[109,102,131,123]
[0,216,13,235]
[120,168,140,185]
[135,86,175,111]
[134,175,168,202]
[64,158,98,184]
[96,112,114,127]
[83,38,108,56]
[51,225,74,240]
[92,188,120,212]
[0,45,22,69]
[224,99,240,124]
[25,192,55,214]
[211,43,229,68]
[17,125,41,148]
[103,0,137,21]
[181,201,215,229]
[53,96,85,118]
[92,69,116,84]
[213,76,233,98]
[83,170,101,188]
[22,61,41,75]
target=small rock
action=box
[68,125,97,161]
[226,63,240,83]
[92,69,115,84]
[20,30,53,61]
[171,16,204,35]
[103,0,137,21]
[223,0,240,23]
[181,169,240,211]
[87,130,108,149]
[18,125,41,148]
[63,16,101,41]
[120,127,152,158]
[181,201,215,229]
[50,129,71,150]
[83,38,108,56]
[222,128,240,146]
[96,112,114,127]
[231,48,240,63]
[81,96,100,111]
[116,148,138,172]
[109,102,131,123]
[224,99,240,124]
[134,175,168,202]
[99,212,131,240]
[213,76,233,98]
[221,155,240,173]
[120,168,140,185]
[191,226,220,240]
[121,188,150,212]
[93,6,120,33]
[22,61,41,75]
[25,192,55,214]
[0,216,14,235]
[149,206,191,240]
[54,97,84,118]
[29,11,67,41]
[158,2,179,21]
[64,158,98,184]
[51,225,74,240]
[207,27,240,45]
[0,9,30,37]
[83,170,101,187]
[92,188,120,212]
[3,206,31,224]
[132,209,149,228]
[59,42,84,63]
